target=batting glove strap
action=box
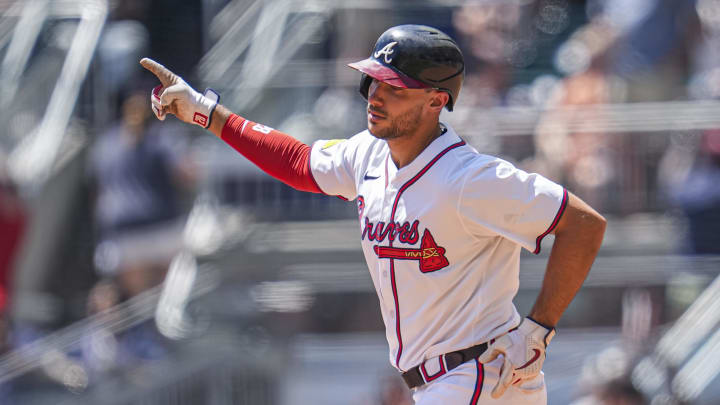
[199,89,220,128]
[522,316,556,348]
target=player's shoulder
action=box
[443,126,513,175]
[316,129,380,152]
[312,130,387,178]
[448,146,521,189]
[464,152,516,173]
[457,152,523,186]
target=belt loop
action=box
[419,360,429,384]
[420,355,447,383]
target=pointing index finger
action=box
[139,57,177,88]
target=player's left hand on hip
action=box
[140,58,219,129]
[478,317,555,398]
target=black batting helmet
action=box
[348,24,465,111]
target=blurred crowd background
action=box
[0,0,719,404]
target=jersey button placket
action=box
[380,183,396,324]
[383,180,402,361]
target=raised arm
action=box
[139,58,322,193]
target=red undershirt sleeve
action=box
[220,114,323,194]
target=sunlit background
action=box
[0,0,719,404]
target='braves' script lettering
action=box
[362,217,419,245]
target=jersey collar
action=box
[385,122,462,185]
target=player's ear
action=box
[427,91,449,112]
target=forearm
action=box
[207,105,322,193]
[529,195,606,327]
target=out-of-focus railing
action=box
[0,0,49,109]
[631,274,720,403]
[4,0,108,190]
[455,100,720,136]
[71,358,277,405]
[0,258,218,385]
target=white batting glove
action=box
[478,317,556,398]
[141,58,219,129]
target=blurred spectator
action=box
[531,67,620,209]
[529,0,703,213]
[0,152,26,353]
[0,153,26,402]
[597,380,647,405]
[81,278,166,382]
[570,287,657,405]
[81,87,195,381]
[96,0,151,119]
[571,347,650,405]
[581,379,647,405]
[664,130,720,254]
[98,20,150,101]
[450,2,534,156]
[89,88,196,298]
[452,2,523,107]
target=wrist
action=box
[210,104,234,138]
[190,88,219,128]
[523,316,556,347]
[526,315,554,330]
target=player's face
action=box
[366,79,430,140]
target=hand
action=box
[478,317,555,398]
[140,58,219,128]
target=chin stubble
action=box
[369,103,424,140]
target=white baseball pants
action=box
[411,356,547,405]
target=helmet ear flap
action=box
[359,74,372,100]
[445,91,455,111]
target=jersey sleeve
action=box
[309,137,361,201]
[457,159,568,254]
[220,114,321,193]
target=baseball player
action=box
[140,24,606,404]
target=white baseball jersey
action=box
[309,122,567,372]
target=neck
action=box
[387,121,443,169]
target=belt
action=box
[401,342,489,389]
